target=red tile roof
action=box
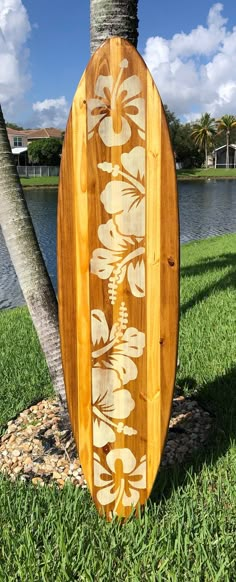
[24,128,63,139]
[6,127,26,135]
[6,127,63,139]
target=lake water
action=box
[1,179,236,309]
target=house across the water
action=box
[214,144,236,168]
[7,127,63,165]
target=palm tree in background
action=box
[191,113,216,169]
[216,114,236,169]
[90,0,138,53]
[0,105,66,407]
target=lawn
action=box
[0,233,236,580]
[19,170,236,188]
[20,176,59,187]
[177,167,236,179]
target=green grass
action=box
[0,307,53,429]
[20,176,59,187]
[0,233,236,580]
[18,170,236,187]
[177,167,236,179]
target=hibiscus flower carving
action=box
[91,146,145,305]
[99,145,145,238]
[87,59,145,146]
[94,449,146,515]
[91,304,145,448]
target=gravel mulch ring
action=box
[0,394,213,487]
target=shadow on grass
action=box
[150,364,236,503]
[181,252,236,316]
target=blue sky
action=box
[1,1,236,127]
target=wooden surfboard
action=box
[58,38,179,519]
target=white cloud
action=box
[143,3,236,120]
[32,97,69,128]
[0,0,31,113]
[0,1,68,128]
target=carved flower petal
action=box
[121,146,145,180]
[115,200,145,237]
[116,328,145,358]
[90,248,121,279]
[98,115,131,147]
[127,260,145,298]
[96,484,118,506]
[118,75,142,102]
[98,220,134,251]
[122,487,140,507]
[104,354,138,385]
[129,457,146,489]
[92,368,121,405]
[94,74,113,98]
[101,181,130,214]
[92,368,134,420]
[91,310,109,346]
[125,98,145,132]
[106,448,137,474]
[87,98,108,134]
[106,389,135,419]
[93,418,116,447]
[101,181,144,229]
[94,454,112,487]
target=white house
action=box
[214,144,236,168]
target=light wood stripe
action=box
[146,73,162,494]
[72,78,93,493]
[58,75,93,492]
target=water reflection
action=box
[0,188,57,309]
[0,181,236,309]
[179,179,236,242]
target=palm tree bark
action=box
[0,105,66,407]
[205,141,208,169]
[226,129,230,169]
[90,0,138,54]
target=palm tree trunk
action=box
[226,129,230,169]
[205,141,208,169]
[90,0,138,54]
[0,105,66,407]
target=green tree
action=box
[164,107,204,168]
[216,114,236,169]
[0,105,66,406]
[175,123,205,168]
[6,122,24,130]
[28,138,62,165]
[191,113,216,169]
[164,105,181,145]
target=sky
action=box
[1,0,236,128]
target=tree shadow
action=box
[150,364,236,503]
[180,252,236,317]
